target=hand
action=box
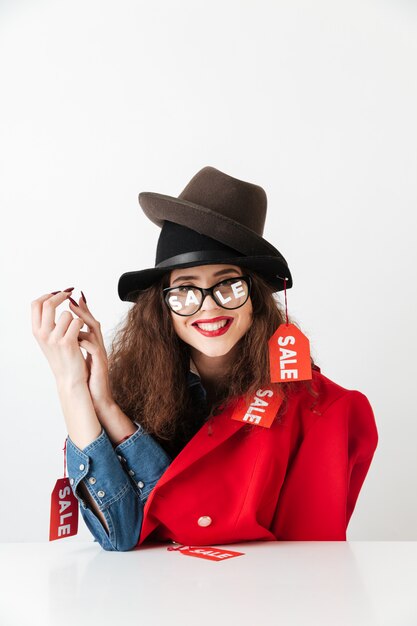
[67,292,115,416]
[31,290,89,389]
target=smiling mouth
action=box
[192,318,234,336]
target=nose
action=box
[200,293,221,311]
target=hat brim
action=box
[138,192,284,259]
[118,255,293,302]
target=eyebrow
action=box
[170,268,242,286]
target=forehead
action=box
[169,264,243,284]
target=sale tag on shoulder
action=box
[178,546,245,561]
[269,323,312,382]
[49,477,79,541]
[231,385,283,428]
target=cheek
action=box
[239,302,253,330]
[171,315,189,337]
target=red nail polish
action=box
[68,296,79,307]
[63,287,74,292]
[81,290,87,304]
[50,291,60,295]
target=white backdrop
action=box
[1,0,416,542]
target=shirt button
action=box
[88,477,96,485]
[128,469,135,476]
[97,490,105,498]
[137,481,144,489]
[197,516,212,527]
[117,455,122,461]
[79,464,85,471]
[69,478,74,485]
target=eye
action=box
[218,278,240,286]
[177,285,195,292]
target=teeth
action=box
[195,319,229,331]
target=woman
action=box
[31,166,378,551]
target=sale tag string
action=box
[49,437,79,541]
[283,276,289,326]
[268,276,312,383]
[63,438,67,478]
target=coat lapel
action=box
[140,363,247,542]
[151,399,245,492]
[140,399,247,543]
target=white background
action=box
[0,0,416,542]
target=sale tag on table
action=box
[231,385,283,428]
[49,477,79,541]
[268,323,312,383]
[169,546,245,561]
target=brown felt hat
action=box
[118,166,292,302]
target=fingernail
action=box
[63,287,74,292]
[68,296,79,307]
[50,291,60,295]
[81,290,87,305]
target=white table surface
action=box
[0,541,416,626]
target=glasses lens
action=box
[212,278,249,309]
[166,287,203,315]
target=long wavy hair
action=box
[107,267,319,458]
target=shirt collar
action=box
[189,356,200,377]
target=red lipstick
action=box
[192,316,234,337]
[192,316,233,324]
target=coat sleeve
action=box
[271,390,379,540]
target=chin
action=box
[190,339,236,358]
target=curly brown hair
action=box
[107,268,319,458]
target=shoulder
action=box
[307,368,373,415]
[290,368,352,417]
[289,368,376,427]
[298,369,378,451]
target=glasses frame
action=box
[163,274,252,316]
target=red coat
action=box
[137,368,378,546]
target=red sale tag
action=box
[231,385,283,428]
[49,477,79,541]
[268,323,312,383]
[176,546,245,561]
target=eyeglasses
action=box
[163,275,252,316]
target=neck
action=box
[190,345,238,401]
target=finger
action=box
[85,349,92,371]
[77,330,95,341]
[77,331,104,355]
[65,317,84,343]
[78,338,100,355]
[77,336,93,363]
[31,292,71,335]
[41,292,73,334]
[69,297,106,351]
[69,295,97,326]
[52,310,78,340]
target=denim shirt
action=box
[66,369,207,551]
